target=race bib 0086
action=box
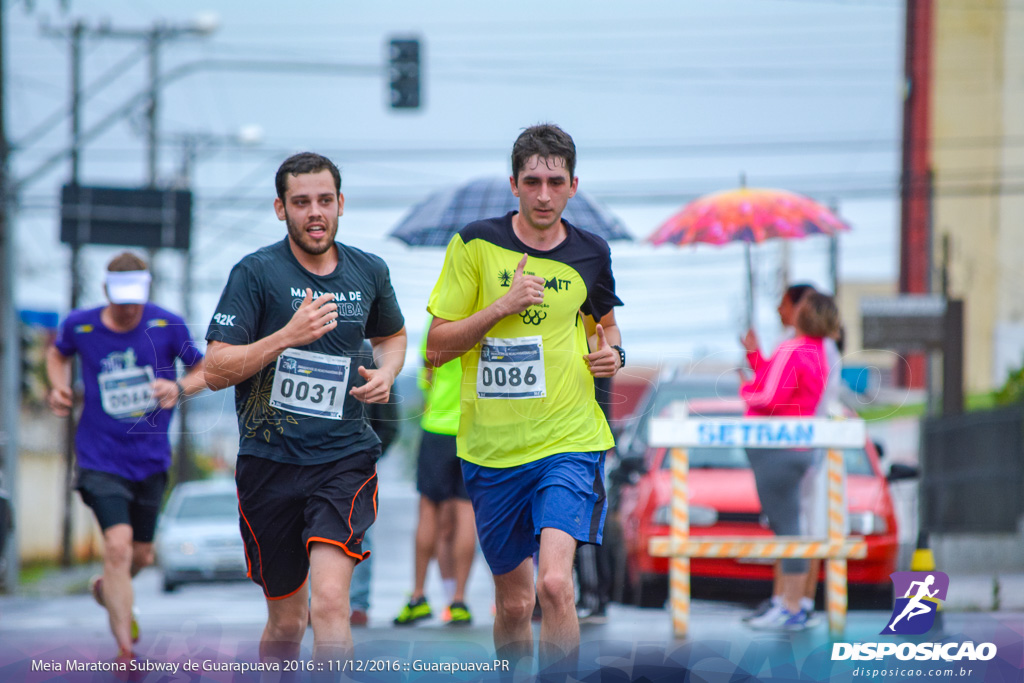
[477,335,546,399]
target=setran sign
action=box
[648,414,867,450]
[60,185,192,250]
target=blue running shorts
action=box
[461,451,606,575]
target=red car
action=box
[613,394,910,608]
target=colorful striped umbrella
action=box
[647,187,850,329]
[647,187,849,247]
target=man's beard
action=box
[286,212,338,256]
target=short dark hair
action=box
[511,124,577,183]
[797,291,841,339]
[107,251,147,272]
[275,152,341,200]
[784,283,816,306]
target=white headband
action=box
[105,270,152,304]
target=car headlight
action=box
[652,505,717,528]
[179,541,197,555]
[848,512,888,535]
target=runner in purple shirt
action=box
[45,251,205,661]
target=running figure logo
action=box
[881,571,949,635]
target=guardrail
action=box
[647,406,868,638]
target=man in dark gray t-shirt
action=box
[205,152,406,664]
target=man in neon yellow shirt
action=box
[426,124,625,670]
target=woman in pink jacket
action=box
[741,291,839,632]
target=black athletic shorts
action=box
[416,430,469,503]
[235,445,380,600]
[75,468,168,543]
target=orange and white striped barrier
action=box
[648,412,867,639]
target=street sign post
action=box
[860,295,963,415]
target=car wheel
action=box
[162,576,180,593]
[636,572,668,609]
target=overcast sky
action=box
[7,0,906,365]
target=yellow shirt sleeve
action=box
[427,234,480,322]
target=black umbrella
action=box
[389,177,632,247]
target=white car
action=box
[155,478,247,592]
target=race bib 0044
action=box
[477,335,546,399]
[270,348,350,420]
[98,365,156,419]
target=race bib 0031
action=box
[98,365,156,419]
[270,348,350,420]
[477,335,546,399]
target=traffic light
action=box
[388,38,421,109]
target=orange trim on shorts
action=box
[346,470,377,546]
[267,575,308,601]
[372,476,379,517]
[307,536,368,562]
[237,498,263,586]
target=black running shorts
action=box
[416,430,469,503]
[76,468,167,542]
[235,445,380,600]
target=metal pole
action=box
[146,27,160,301]
[744,242,754,331]
[147,27,160,187]
[828,198,840,296]
[60,20,85,568]
[0,0,22,592]
[173,140,195,484]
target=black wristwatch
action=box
[611,344,626,369]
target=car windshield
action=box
[619,379,739,459]
[660,445,874,475]
[170,492,238,521]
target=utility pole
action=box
[145,26,160,299]
[58,19,83,567]
[174,138,197,485]
[899,0,934,390]
[0,0,22,591]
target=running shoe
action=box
[742,597,776,623]
[447,602,472,626]
[781,608,811,631]
[748,606,809,632]
[350,609,368,627]
[393,596,432,625]
[576,603,608,624]
[745,603,787,630]
[91,576,140,644]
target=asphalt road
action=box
[0,451,1019,682]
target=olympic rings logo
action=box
[520,309,547,326]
